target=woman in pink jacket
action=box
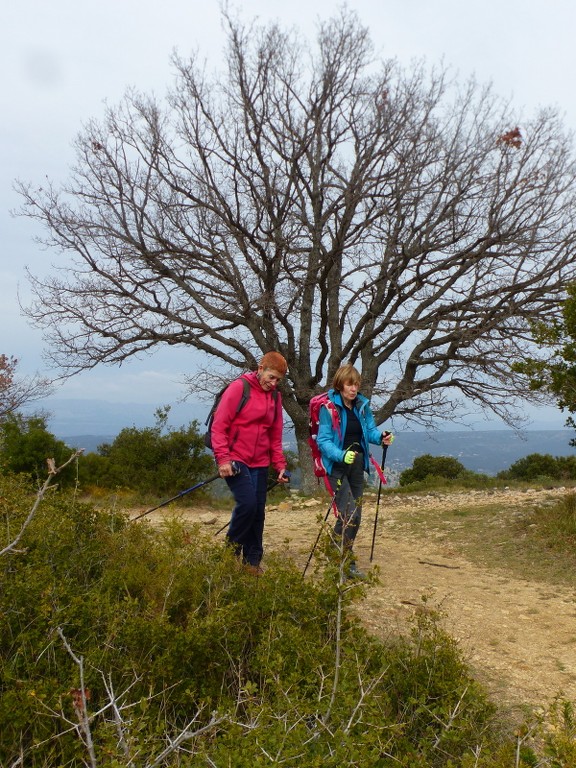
[211,351,289,575]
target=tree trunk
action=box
[294,423,328,496]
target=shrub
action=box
[399,453,467,486]
[76,406,214,495]
[497,452,576,482]
[1,471,574,766]
[0,412,78,485]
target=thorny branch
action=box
[57,627,97,768]
[0,450,84,558]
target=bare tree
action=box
[0,355,51,421]
[15,9,576,487]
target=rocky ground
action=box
[136,486,576,718]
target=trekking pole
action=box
[133,471,224,521]
[302,493,336,578]
[214,518,231,537]
[267,470,292,494]
[370,438,390,562]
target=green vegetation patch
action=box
[1,472,575,766]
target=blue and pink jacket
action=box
[316,389,383,476]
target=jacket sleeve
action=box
[316,404,346,464]
[363,403,384,446]
[270,393,286,472]
[210,379,245,466]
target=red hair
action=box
[260,351,288,375]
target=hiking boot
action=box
[244,564,265,577]
[347,562,366,580]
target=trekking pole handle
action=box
[218,460,241,478]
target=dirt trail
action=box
[140,488,576,713]
[358,521,576,710]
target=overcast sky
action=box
[2,0,575,428]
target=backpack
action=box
[203,376,278,451]
[307,392,341,477]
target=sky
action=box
[2,0,576,433]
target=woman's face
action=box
[257,366,284,391]
[341,379,359,402]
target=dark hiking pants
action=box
[225,463,268,566]
[328,451,365,548]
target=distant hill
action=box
[60,428,575,478]
[42,398,206,436]
[62,435,117,453]
[380,429,575,477]
[43,397,574,478]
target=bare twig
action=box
[100,672,133,759]
[431,685,469,749]
[418,559,461,569]
[343,657,389,734]
[57,627,97,768]
[323,515,358,725]
[0,450,84,558]
[144,712,226,768]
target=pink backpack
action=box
[307,392,341,478]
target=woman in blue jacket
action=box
[316,364,393,578]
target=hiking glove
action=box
[343,450,356,464]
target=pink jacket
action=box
[211,371,286,471]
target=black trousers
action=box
[328,452,365,548]
[225,463,268,566]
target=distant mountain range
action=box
[41,398,205,436]
[378,429,574,477]
[39,396,575,478]
[60,428,575,478]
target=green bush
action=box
[0,412,78,485]
[0,471,574,766]
[76,406,214,496]
[498,452,576,482]
[399,454,467,486]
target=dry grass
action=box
[380,489,576,589]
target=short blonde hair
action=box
[332,363,361,391]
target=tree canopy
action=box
[16,9,576,481]
[514,282,576,443]
[399,453,466,486]
[0,412,76,484]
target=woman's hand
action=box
[277,468,290,484]
[343,449,357,464]
[218,461,236,477]
[382,431,395,446]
